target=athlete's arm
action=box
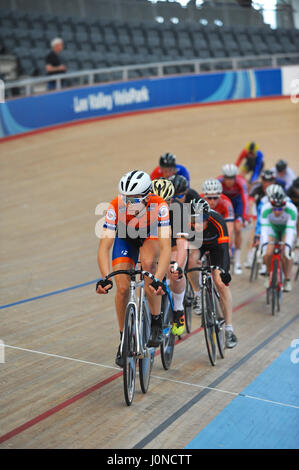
[97,229,115,292]
[235,149,247,167]
[154,225,172,283]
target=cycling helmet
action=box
[275,159,287,172]
[191,197,211,221]
[246,141,258,154]
[266,184,286,207]
[261,169,275,181]
[152,178,175,201]
[118,170,152,197]
[202,178,223,195]
[159,153,177,168]
[169,174,188,195]
[222,163,238,178]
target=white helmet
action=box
[222,164,238,177]
[266,184,286,207]
[118,170,152,197]
[202,178,223,195]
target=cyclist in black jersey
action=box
[187,198,238,349]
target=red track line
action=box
[0,290,265,445]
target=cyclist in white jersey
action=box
[260,184,297,292]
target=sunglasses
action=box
[173,193,185,199]
[272,206,284,211]
[206,196,220,200]
[121,195,147,204]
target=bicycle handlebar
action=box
[261,241,292,254]
[185,265,225,275]
[105,269,155,281]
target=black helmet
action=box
[169,174,188,195]
[159,153,177,168]
[276,159,287,172]
[261,169,275,181]
[293,177,299,189]
[191,197,210,221]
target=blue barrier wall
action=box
[0,68,282,139]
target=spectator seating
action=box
[0,7,298,80]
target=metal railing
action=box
[4,52,299,98]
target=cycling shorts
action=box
[112,235,158,267]
[230,195,243,221]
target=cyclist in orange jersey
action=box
[96,170,171,367]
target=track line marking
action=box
[0,289,267,445]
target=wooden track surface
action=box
[0,97,298,449]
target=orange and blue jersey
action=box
[103,193,170,266]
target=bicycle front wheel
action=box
[160,294,175,370]
[184,278,194,334]
[139,304,155,394]
[202,286,217,366]
[123,304,137,406]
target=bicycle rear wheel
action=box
[184,278,194,334]
[160,294,175,370]
[139,304,155,394]
[123,304,137,406]
[202,286,217,366]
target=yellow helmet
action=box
[245,141,258,154]
[152,178,175,201]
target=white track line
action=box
[4,343,299,410]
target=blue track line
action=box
[0,279,98,310]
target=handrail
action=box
[4,52,299,97]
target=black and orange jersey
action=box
[201,210,229,246]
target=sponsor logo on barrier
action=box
[74,86,150,114]
[0,79,4,103]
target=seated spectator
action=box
[45,38,67,90]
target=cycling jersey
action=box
[150,164,190,186]
[103,193,170,266]
[200,193,235,222]
[217,174,248,220]
[236,149,264,183]
[189,210,230,272]
[260,200,297,249]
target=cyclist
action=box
[260,184,298,292]
[152,178,188,336]
[150,153,190,187]
[186,198,238,349]
[271,159,296,190]
[235,141,264,187]
[218,164,249,275]
[96,170,172,367]
[245,169,286,269]
[169,174,201,314]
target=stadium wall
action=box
[0,66,298,140]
